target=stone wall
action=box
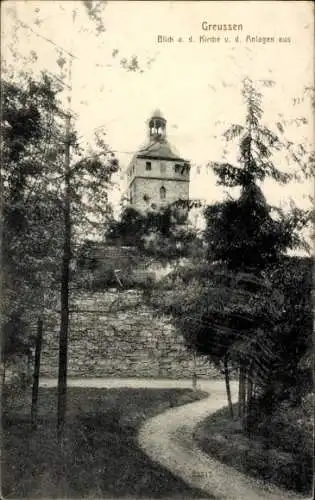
[133,176,189,212]
[40,289,219,379]
[128,156,190,212]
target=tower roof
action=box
[150,109,165,120]
[137,140,185,161]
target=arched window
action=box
[160,186,166,200]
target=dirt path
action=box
[39,377,310,499]
[138,381,310,500]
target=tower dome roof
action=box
[151,109,165,120]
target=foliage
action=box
[205,78,311,271]
[197,403,313,494]
[150,261,285,372]
[82,0,107,34]
[246,256,313,412]
[199,78,312,413]
[69,140,119,243]
[82,0,145,72]
[106,206,147,247]
[1,74,64,363]
[147,78,313,432]
[204,185,309,271]
[106,204,201,261]
[201,81,313,442]
[1,72,119,367]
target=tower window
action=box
[160,186,166,200]
[174,163,189,175]
[146,161,152,171]
[143,194,150,203]
[160,162,166,174]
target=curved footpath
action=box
[138,380,310,500]
[39,377,311,500]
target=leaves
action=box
[83,0,106,34]
[276,121,284,134]
[2,71,118,361]
[120,55,141,72]
[106,205,199,262]
[223,124,244,141]
[211,162,243,187]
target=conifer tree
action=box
[148,78,312,424]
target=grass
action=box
[195,403,313,495]
[2,386,210,499]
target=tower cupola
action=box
[125,110,190,212]
[148,109,166,140]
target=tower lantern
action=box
[149,109,166,140]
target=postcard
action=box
[1,1,313,499]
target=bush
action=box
[246,398,313,493]
[197,400,313,494]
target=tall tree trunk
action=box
[0,162,4,391]
[244,366,253,434]
[192,351,197,391]
[57,113,71,444]
[247,369,253,402]
[224,355,234,419]
[252,372,256,398]
[238,364,246,428]
[31,316,43,430]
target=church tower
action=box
[125,110,190,212]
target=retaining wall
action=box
[40,289,218,379]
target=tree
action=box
[56,121,118,442]
[0,70,118,438]
[148,260,283,420]
[1,75,64,375]
[251,256,313,411]
[147,78,312,426]
[206,78,311,268]
[106,203,201,263]
[201,78,311,421]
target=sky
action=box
[2,1,314,218]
